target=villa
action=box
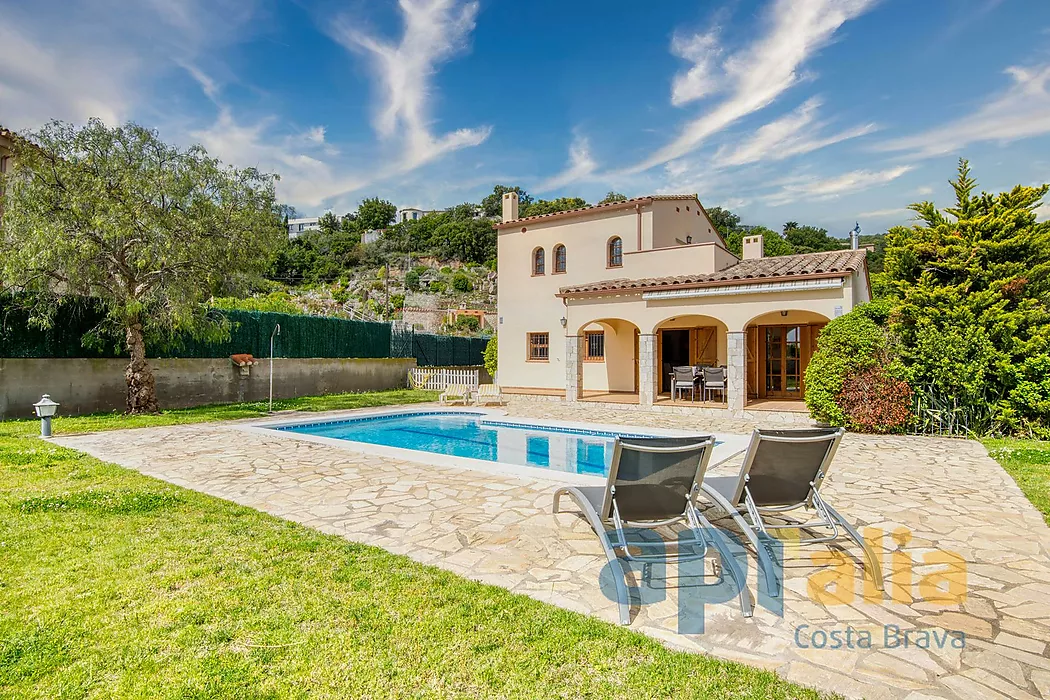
[495,192,870,414]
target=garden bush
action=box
[454,315,480,332]
[804,305,893,426]
[451,272,473,292]
[836,365,913,433]
[483,334,497,378]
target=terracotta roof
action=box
[495,193,697,228]
[558,248,867,296]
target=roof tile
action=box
[497,193,696,227]
[559,249,867,295]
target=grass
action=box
[0,390,824,699]
[983,437,1050,525]
[37,388,440,434]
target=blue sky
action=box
[1,0,1049,235]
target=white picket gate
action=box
[409,367,480,391]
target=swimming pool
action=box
[269,411,691,477]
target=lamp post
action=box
[33,394,59,438]
[269,324,281,413]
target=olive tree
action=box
[0,119,285,413]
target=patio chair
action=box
[554,436,752,625]
[701,427,884,598]
[475,383,505,406]
[672,366,696,402]
[702,367,727,403]
[439,384,471,405]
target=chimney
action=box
[502,191,519,222]
[742,234,764,260]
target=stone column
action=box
[638,333,656,406]
[727,331,746,415]
[565,335,583,402]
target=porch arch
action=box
[743,310,831,402]
[575,318,641,396]
[651,314,729,396]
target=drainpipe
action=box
[636,204,642,251]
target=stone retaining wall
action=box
[0,357,416,418]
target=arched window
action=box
[607,237,623,268]
[532,247,545,275]
[553,244,566,273]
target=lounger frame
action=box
[554,437,753,625]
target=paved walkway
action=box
[55,401,1050,700]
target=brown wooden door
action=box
[764,326,803,398]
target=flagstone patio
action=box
[54,400,1050,700]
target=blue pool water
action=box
[273,411,669,476]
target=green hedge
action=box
[0,297,484,366]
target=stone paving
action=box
[54,400,1050,700]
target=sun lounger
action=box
[474,383,505,406]
[702,427,885,597]
[439,384,471,405]
[554,435,752,625]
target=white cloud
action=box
[670,28,724,106]
[714,97,877,166]
[189,108,368,208]
[629,0,878,173]
[878,63,1050,158]
[533,135,598,192]
[764,165,911,206]
[0,22,130,128]
[1037,202,1050,221]
[329,0,491,171]
[916,185,934,196]
[856,206,911,219]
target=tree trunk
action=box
[125,319,159,414]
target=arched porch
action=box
[743,310,830,410]
[573,318,642,404]
[651,314,730,406]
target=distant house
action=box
[0,126,13,175]
[396,207,440,223]
[1,126,16,219]
[287,217,320,239]
[362,229,384,245]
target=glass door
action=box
[764,326,802,398]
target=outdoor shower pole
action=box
[269,324,281,412]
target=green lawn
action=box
[33,388,440,434]
[0,391,823,699]
[984,437,1050,525]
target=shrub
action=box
[483,334,497,378]
[404,269,420,291]
[455,315,480,332]
[804,306,891,426]
[451,272,472,293]
[211,292,301,315]
[429,280,447,294]
[836,366,913,433]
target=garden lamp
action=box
[33,394,59,438]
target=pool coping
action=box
[233,407,751,486]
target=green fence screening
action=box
[412,333,488,367]
[176,311,392,360]
[0,296,484,366]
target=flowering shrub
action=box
[804,304,891,426]
[836,366,914,434]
